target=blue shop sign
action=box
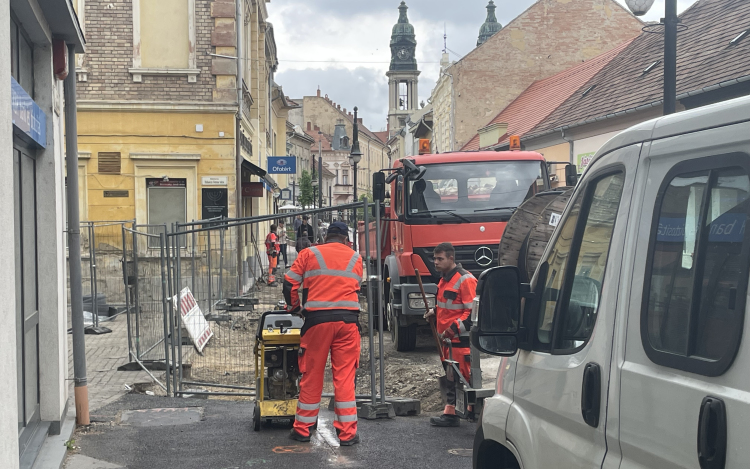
[11,77,46,148]
[267,156,296,174]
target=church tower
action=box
[477,1,502,47]
[387,2,420,137]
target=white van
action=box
[471,95,750,469]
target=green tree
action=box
[298,170,314,208]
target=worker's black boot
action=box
[289,429,311,442]
[339,433,361,446]
[430,414,460,427]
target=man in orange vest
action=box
[424,242,477,427]
[265,224,280,286]
[283,221,362,446]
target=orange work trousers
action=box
[267,255,277,283]
[293,321,360,441]
[442,345,471,414]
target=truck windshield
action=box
[407,160,546,221]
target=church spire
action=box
[390,2,417,71]
[477,1,502,47]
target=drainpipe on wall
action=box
[561,128,574,164]
[64,43,90,426]
[236,0,244,292]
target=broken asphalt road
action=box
[65,394,476,469]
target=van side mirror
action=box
[373,172,386,202]
[565,164,579,187]
[471,266,522,356]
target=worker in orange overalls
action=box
[283,221,362,446]
[424,242,477,427]
[265,224,280,286]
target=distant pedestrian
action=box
[278,220,288,266]
[295,237,311,253]
[296,215,313,243]
[293,215,303,232]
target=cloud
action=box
[269,0,698,132]
[276,67,391,131]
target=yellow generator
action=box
[253,311,304,431]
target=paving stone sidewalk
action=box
[67,314,154,412]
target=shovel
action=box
[415,269,451,400]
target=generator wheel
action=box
[253,403,261,431]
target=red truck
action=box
[360,150,568,351]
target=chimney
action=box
[314,125,320,131]
[349,112,352,118]
[338,105,341,110]
[343,108,346,114]
[317,88,321,97]
[307,122,311,131]
[358,118,363,125]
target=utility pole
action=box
[318,131,323,209]
[349,107,363,251]
[64,44,90,425]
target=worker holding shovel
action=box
[423,242,477,427]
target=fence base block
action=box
[356,402,395,420]
[383,397,421,416]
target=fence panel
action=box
[163,203,384,401]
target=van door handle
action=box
[581,362,601,428]
[698,396,727,469]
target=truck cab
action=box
[471,95,750,469]
[371,151,552,351]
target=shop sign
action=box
[201,176,228,186]
[242,182,264,197]
[267,156,296,174]
[11,77,46,148]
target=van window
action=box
[536,171,625,352]
[643,163,750,375]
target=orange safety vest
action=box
[284,242,362,312]
[436,266,477,343]
[265,232,279,255]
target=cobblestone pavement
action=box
[67,315,154,412]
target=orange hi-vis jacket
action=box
[436,265,477,345]
[265,232,280,256]
[283,242,362,312]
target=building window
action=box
[342,170,349,185]
[131,0,198,82]
[642,156,750,376]
[399,81,408,110]
[147,178,187,247]
[10,14,34,97]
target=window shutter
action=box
[98,152,121,174]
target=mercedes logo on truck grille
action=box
[474,247,494,267]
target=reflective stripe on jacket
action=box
[283,242,362,312]
[436,265,477,343]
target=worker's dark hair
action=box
[325,233,348,244]
[433,242,455,259]
[270,224,277,232]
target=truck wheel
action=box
[390,291,417,351]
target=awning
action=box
[241,159,266,178]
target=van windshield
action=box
[406,161,546,221]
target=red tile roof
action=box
[305,130,333,151]
[529,0,750,137]
[373,131,390,144]
[461,39,633,151]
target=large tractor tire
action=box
[498,188,575,281]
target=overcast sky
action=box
[270,0,697,132]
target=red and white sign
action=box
[173,287,213,352]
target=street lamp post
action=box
[349,107,363,250]
[625,0,678,115]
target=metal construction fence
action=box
[115,202,389,404]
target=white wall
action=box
[573,130,621,172]
[0,0,22,467]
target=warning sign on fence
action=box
[173,287,213,352]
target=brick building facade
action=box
[431,0,644,151]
